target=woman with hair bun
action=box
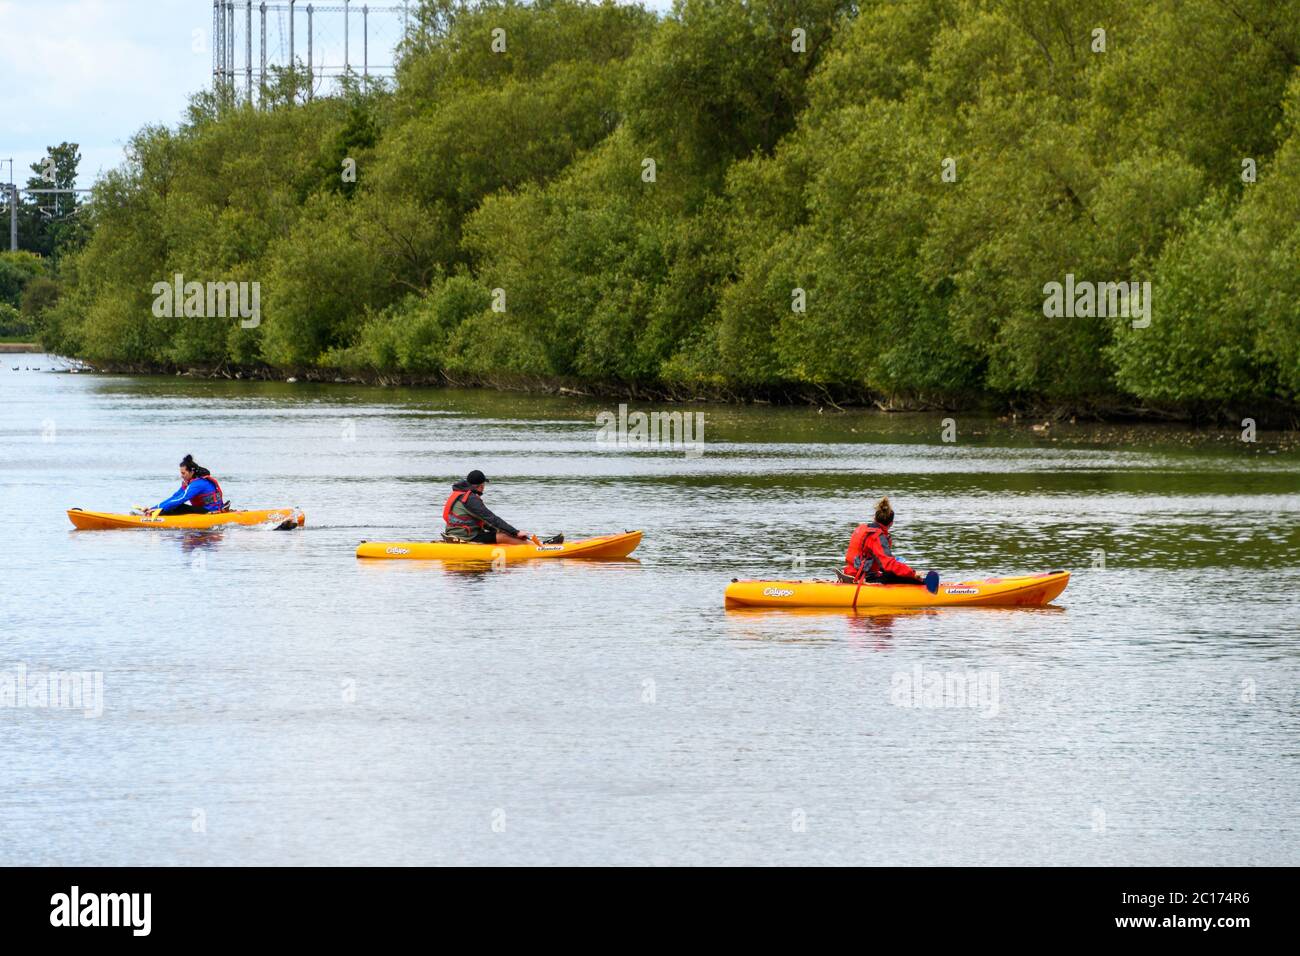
[841,497,939,593]
[147,454,227,516]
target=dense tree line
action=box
[33,0,1300,411]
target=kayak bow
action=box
[356,530,642,563]
[67,508,305,530]
[724,571,1069,609]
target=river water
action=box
[2,354,1297,865]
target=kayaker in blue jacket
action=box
[442,470,561,545]
[149,454,226,516]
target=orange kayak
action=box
[725,571,1069,609]
[356,531,642,563]
[67,508,305,530]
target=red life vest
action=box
[843,523,875,579]
[843,521,915,581]
[442,488,484,532]
[189,474,225,512]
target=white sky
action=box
[0,0,673,189]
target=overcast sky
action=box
[0,0,673,190]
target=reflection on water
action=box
[722,605,1070,652]
[1,356,1297,865]
[177,530,225,553]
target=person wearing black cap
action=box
[441,470,534,545]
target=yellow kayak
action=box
[356,530,642,563]
[725,571,1069,609]
[68,508,305,531]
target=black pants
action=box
[447,528,498,544]
[160,504,209,515]
[864,571,921,585]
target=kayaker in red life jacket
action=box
[147,454,227,516]
[443,470,561,546]
[841,497,939,593]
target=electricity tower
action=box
[211,1,412,103]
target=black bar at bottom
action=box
[0,867,1281,942]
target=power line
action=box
[4,185,90,252]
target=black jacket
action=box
[447,480,519,537]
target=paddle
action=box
[923,570,940,594]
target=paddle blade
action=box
[924,570,939,594]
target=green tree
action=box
[0,251,47,307]
[19,142,86,261]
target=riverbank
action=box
[39,1,1300,431]
[0,343,39,353]
[62,356,1300,430]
